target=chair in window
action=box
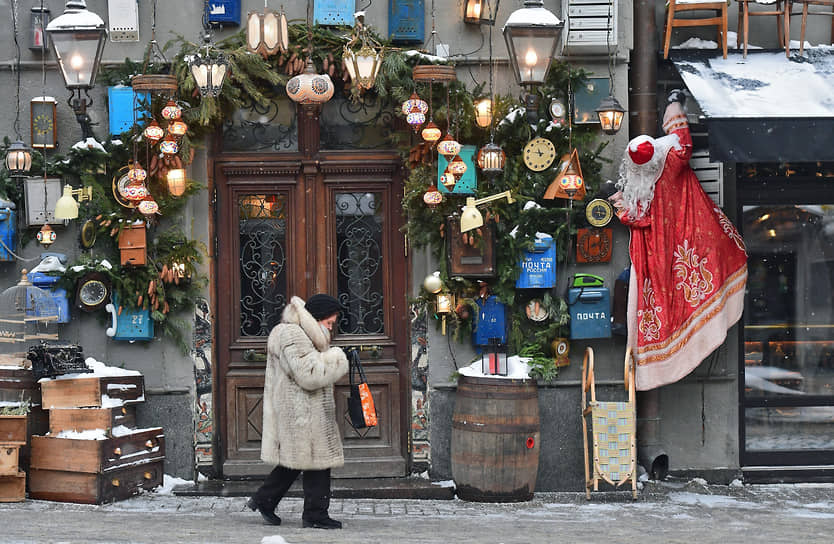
[784,0,834,56]
[581,346,638,499]
[663,0,729,59]
[737,0,785,57]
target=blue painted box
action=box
[0,204,16,262]
[207,0,240,25]
[314,0,353,25]
[108,86,149,136]
[516,235,556,288]
[389,0,425,44]
[474,295,507,346]
[568,287,612,339]
[438,145,477,195]
[27,271,70,323]
[107,296,153,341]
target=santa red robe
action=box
[615,103,747,390]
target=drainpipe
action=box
[631,0,668,480]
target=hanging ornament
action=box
[160,134,179,155]
[423,271,443,294]
[437,133,461,158]
[402,92,428,133]
[476,142,506,178]
[286,58,335,104]
[423,184,443,208]
[160,100,182,120]
[440,166,457,190]
[143,119,165,144]
[167,168,187,197]
[37,224,56,248]
[122,180,149,202]
[168,119,188,137]
[138,198,160,217]
[421,121,442,144]
[448,154,467,181]
[127,162,147,183]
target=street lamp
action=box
[502,0,563,123]
[595,94,626,135]
[46,0,107,140]
[344,13,384,92]
[464,0,500,25]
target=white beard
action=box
[617,133,681,221]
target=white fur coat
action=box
[260,296,348,470]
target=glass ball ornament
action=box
[423,272,443,294]
[161,100,182,120]
[421,121,442,143]
[422,184,443,208]
[143,120,165,144]
[436,134,461,158]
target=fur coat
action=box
[260,296,348,470]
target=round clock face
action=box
[549,99,565,121]
[523,138,556,172]
[33,113,53,136]
[585,198,614,228]
[77,273,110,312]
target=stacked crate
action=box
[28,372,165,504]
[0,413,26,502]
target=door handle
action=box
[243,349,267,362]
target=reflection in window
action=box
[335,192,384,334]
[239,194,287,336]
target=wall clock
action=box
[585,198,614,228]
[523,137,556,172]
[30,97,57,149]
[76,271,111,312]
[549,99,566,124]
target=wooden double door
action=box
[214,149,409,478]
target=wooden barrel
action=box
[451,375,540,502]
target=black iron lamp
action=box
[46,0,107,140]
[503,0,563,123]
[595,95,625,135]
[464,0,500,25]
[189,0,230,98]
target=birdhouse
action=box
[389,0,425,44]
[107,86,149,136]
[118,223,147,266]
[544,149,586,201]
[474,295,507,346]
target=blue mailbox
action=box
[314,0,353,25]
[206,0,241,26]
[516,235,556,289]
[474,295,507,346]
[389,0,425,44]
[0,199,16,262]
[106,296,154,341]
[108,86,149,136]
[27,272,70,325]
[568,287,612,340]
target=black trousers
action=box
[253,465,332,521]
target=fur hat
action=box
[305,294,342,321]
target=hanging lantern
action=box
[421,121,442,144]
[168,119,188,137]
[474,98,493,128]
[137,198,159,217]
[189,30,229,98]
[343,13,384,92]
[127,162,147,183]
[448,154,467,181]
[441,166,457,190]
[159,134,178,155]
[423,184,443,208]
[477,143,506,177]
[400,92,429,116]
[122,180,149,202]
[143,119,164,144]
[246,5,288,58]
[286,58,334,104]
[436,133,461,158]
[406,104,426,132]
[37,224,56,247]
[160,100,182,120]
[595,94,626,135]
[5,140,32,176]
[167,168,187,196]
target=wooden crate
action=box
[0,445,20,475]
[0,363,41,405]
[30,427,164,473]
[29,459,162,504]
[0,470,25,502]
[40,375,144,409]
[0,415,27,444]
[49,406,136,435]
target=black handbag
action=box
[345,348,377,434]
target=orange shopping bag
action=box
[346,349,377,430]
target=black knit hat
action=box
[305,294,342,321]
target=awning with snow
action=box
[671,49,834,163]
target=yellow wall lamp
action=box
[459,191,515,233]
[54,185,92,220]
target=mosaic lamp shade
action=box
[286,58,334,104]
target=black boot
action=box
[302,495,342,529]
[246,497,282,526]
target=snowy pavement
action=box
[0,477,832,543]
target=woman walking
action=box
[247,294,348,529]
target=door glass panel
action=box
[335,192,384,334]
[745,406,834,451]
[320,95,397,150]
[222,95,298,152]
[239,194,287,336]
